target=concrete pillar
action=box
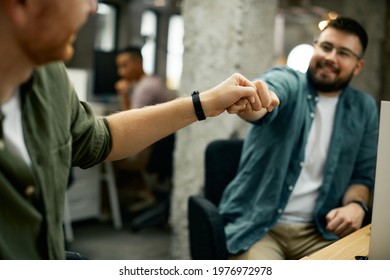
[170,0,279,259]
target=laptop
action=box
[368,101,390,260]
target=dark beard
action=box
[307,65,353,93]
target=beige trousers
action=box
[229,223,334,260]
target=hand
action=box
[199,73,261,117]
[115,79,131,96]
[325,203,365,238]
[198,73,263,117]
[228,80,279,118]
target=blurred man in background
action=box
[115,46,175,213]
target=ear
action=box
[353,58,365,76]
[3,0,29,26]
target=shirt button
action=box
[25,185,35,196]
[315,97,319,102]
[307,95,312,100]
[310,112,315,118]
[289,185,294,191]
[278,208,283,214]
[300,161,304,167]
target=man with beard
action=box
[0,0,279,259]
[219,17,378,260]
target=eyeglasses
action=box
[314,40,362,61]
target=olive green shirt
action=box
[0,62,112,259]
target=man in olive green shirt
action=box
[0,0,279,259]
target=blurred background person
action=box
[114,46,175,214]
[115,46,174,110]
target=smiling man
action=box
[308,27,364,94]
[0,0,279,259]
[219,17,379,260]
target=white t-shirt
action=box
[279,94,339,223]
[1,91,32,165]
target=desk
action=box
[64,162,122,242]
[302,225,370,260]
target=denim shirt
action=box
[219,66,378,255]
[0,62,112,259]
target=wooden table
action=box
[302,225,370,260]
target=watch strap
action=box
[191,91,206,121]
[348,200,369,214]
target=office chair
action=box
[188,139,243,260]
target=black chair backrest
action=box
[204,139,243,205]
[146,133,176,181]
[188,195,228,259]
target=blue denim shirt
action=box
[219,66,378,255]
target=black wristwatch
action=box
[347,200,369,215]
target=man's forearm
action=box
[106,96,195,161]
[342,184,371,206]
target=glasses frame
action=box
[313,40,362,61]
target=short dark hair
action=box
[117,46,143,61]
[324,17,368,54]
